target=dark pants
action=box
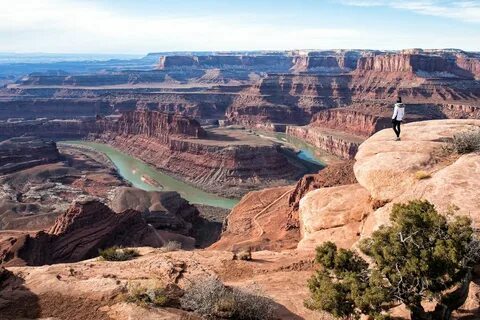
[392,119,402,137]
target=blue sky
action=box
[0,0,479,54]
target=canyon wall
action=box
[456,56,480,79]
[286,125,363,159]
[0,200,162,266]
[356,53,475,78]
[158,54,293,71]
[310,108,392,137]
[101,133,304,197]
[1,49,479,165]
[0,109,305,197]
[0,118,97,139]
[98,108,206,140]
[0,98,113,119]
[290,51,360,73]
[0,137,60,175]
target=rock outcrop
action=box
[286,125,363,159]
[0,137,60,175]
[213,160,357,251]
[0,199,162,266]
[356,53,473,78]
[210,186,299,251]
[110,187,200,243]
[354,119,480,237]
[296,119,480,253]
[298,184,372,250]
[98,108,206,139]
[310,107,392,137]
[288,160,357,210]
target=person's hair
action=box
[397,96,402,103]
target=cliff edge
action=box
[298,119,480,251]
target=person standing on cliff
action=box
[392,97,405,141]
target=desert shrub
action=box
[126,282,183,308]
[414,170,431,180]
[306,200,479,320]
[451,129,480,154]
[233,248,252,261]
[162,240,182,252]
[99,246,139,261]
[180,276,274,319]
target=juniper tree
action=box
[306,200,479,320]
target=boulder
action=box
[111,187,200,233]
[297,184,372,250]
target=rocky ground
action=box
[0,248,324,320]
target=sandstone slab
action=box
[298,184,372,250]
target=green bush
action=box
[127,287,168,307]
[99,246,140,261]
[306,200,479,320]
[233,248,252,261]
[126,282,183,308]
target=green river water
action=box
[61,141,239,209]
[61,134,325,210]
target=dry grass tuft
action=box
[180,276,274,319]
[451,129,480,154]
[161,241,182,252]
[414,170,432,180]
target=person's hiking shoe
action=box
[395,137,401,141]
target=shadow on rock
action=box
[0,267,40,320]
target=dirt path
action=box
[232,188,295,250]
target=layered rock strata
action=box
[309,108,392,137]
[0,188,211,267]
[286,125,363,159]
[0,199,162,266]
[212,160,357,251]
[0,110,305,197]
[0,137,60,174]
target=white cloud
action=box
[0,0,361,53]
[340,0,480,23]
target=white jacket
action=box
[392,103,405,121]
